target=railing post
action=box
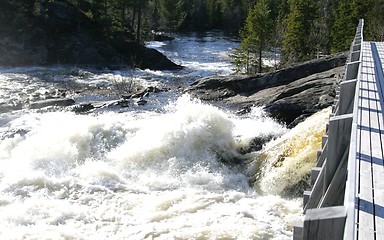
[302,206,346,240]
[324,114,352,195]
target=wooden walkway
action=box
[293,20,384,240]
[353,41,384,239]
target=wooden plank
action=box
[357,50,375,239]
[304,165,325,211]
[370,90,384,239]
[357,115,375,240]
[354,80,363,239]
[325,114,353,195]
[303,206,346,240]
[370,42,384,239]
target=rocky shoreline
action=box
[0,0,181,70]
[0,53,348,126]
[187,53,347,127]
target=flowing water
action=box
[0,33,328,239]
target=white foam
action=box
[233,106,287,148]
[146,41,167,48]
[0,89,301,239]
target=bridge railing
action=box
[342,19,364,240]
[293,19,364,240]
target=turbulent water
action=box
[0,33,328,239]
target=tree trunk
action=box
[136,5,141,43]
[258,45,262,73]
[121,0,125,29]
[246,49,250,74]
[104,0,108,18]
[131,5,136,31]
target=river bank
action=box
[0,0,180,70]
[187,53,347,127]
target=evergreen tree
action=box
[206,0,223,29]
[275,0,289,61]
[329,0,357,53]
[312,0,331,56]
[159,0,187,33]
[230,0,273,74]
[366,0,384,41]
[282,0,317,63]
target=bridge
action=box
[293,19,384,240]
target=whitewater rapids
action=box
[0,32,332,239]
[0,94,310,239]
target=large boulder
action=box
[187,53,347,126]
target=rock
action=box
[73,103,95,113]
[318,94,335,106]
[280,174,311,198]
[287,113,313,129]
[118,100,130,108]
[152,31,175,41]
[187,53,346,126]
[110,40,182,70]
[238,135,275,154]
[0,103,23,113]
[123,86,166,99]
[264,101,304,125]
[1,129,29,140]
[135,98,147,106]
[189,53,346,97]
[29,98,75,109]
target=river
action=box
[0,33,329,239]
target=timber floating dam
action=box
[293,19,384,240]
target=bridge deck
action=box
[291,21,384,240]
[355,41,384,239]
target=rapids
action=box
[0,33,327,239]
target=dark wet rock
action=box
[118,100,130,108]
[0,103,23,113]
[280,174,311,198]
[152,31,175,41]
[287,113,313,129]
[123,86,166,99]
[187,53,347,126]
[135,98,147,106]
[238,135,275,154]
[1,129,29,140]
[110,40,182,70]
[71,86,159,113]
[73,103,95,113]
[29,98,75,109]
[0,0,181,70]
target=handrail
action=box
[294,19,364,240]
[343,18,364,240]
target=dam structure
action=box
[293,19,384,240]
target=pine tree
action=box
[329,0,357,53]
[366,0,384,41]
[282,0,317,63]
[206,0,223,29]
[158,0,187,33]
[230,0,273,74]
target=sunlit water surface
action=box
[0,33,325,239]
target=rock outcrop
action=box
[187,53,347,126]
[0,0,181,70]
[29,98,75,109]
